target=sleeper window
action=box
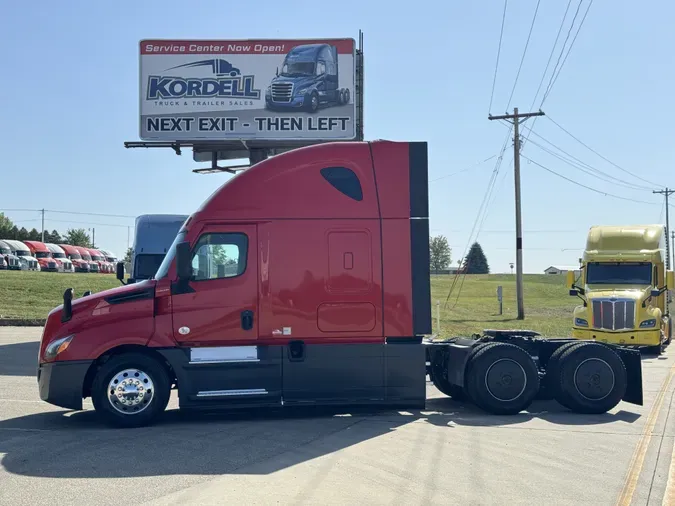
[321,167,363,201]
[191,233,248,281]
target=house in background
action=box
[544,265,581,276]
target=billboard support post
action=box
[124,33,364,172]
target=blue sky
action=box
[1,0,673,272]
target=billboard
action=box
[139,39,356,142]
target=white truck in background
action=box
[129,214,188,282]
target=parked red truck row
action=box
[59,244,90,273]
[88,248,113,273]
[73,246,99,273]
[23,241,74,272]
[37,141,644,428]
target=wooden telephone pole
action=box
[489,108,545,320]
[654,188,674,270]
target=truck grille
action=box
[592,298,635,330]
[48,262,56,269]
[271,82,293,102]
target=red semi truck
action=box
[23,240,60,272]
[37,141,644,427]
[59,244,90,273]
[88,248,112,274]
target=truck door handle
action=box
[241,310,254,331]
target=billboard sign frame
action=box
[138,37,360,144]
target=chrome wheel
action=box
[107,368,154,415]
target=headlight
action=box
[297,88,309,95]
[575,318,588,327]
[640,319,657,328]
[44,335,74,361]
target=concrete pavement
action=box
[2,327,675,505]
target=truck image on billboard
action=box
[139,39,356,141]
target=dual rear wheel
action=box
[433,341,627,415]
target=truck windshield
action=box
[35,252,51,258]
[586,262,652,285]
[281,61,315,76]
[91,254,102,261]
[15,251,29,257]
[154,231,186,280]
[52,252,66,259]
[0,248,9,255]
[68,253,82,260]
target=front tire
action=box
[91,353,171,428]
[307,91,319,113]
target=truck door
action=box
[171,224,258,345]
[169,224,281,407]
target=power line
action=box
[45,218,131,229]
[428,155,498,183]
[520,0,573,152]
[541,0,594,105]
[0,208,135,220]
[528,0,573,110]
[508,119,654,191]
[523,155,661,206]
[44,209,136,219]
[488,0,509,114]
[539,0,585,106]
[445,125,514,308]
[545,115,661,187]
[505,0,542,112]
[524,136,653,192]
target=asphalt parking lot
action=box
[2,327,675,505]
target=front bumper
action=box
[572,328,662,346]
[266,95,306,109]
[37,360,93,410]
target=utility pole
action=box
[672,230,675,276]
[41,209,45,242]
[654,188,674,270]
[489,107,545,320]
[92,228,95,248]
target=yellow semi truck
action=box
[567,224,673,354]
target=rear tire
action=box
[545,342,585,409]
[555,342,627,414]
[91,353,171,428]
[465,343,539,415]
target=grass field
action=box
[431,274,576,337]
[0,271,121,321]
[0,270,581,335]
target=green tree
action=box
[46,230,62,244]
[17,227,29,240]
[429,235,452,272]
[28,228,41,241]
[9,225,19,240]
[463,242,490,274]
[0,213,14,238]
[123,248,133,263]
[63,228,92,247]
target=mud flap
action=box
[616,347,643,405]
